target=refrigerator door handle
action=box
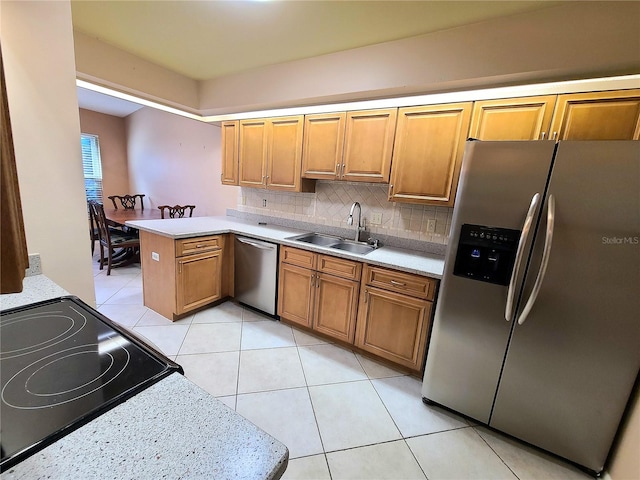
[516,194,556,325]
[505,193,541,322]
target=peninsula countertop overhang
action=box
[126,216,446,279]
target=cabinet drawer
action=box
[364,265,437,301]
[317,254,361,281]
[176,235,222,257]
[281,246,317,269]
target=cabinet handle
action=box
[552,131,558,141]
[390,280,406,287]
[539,131,546,140]
[341,163,345,177]
[196,244,206,248]
[316,275,320,288]
[178,261,183,274]
[364,289,368,303]
[389,184,394,195]
[335,163,340,177]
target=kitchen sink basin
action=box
[286,233,377,255]
[286,233,342,246]
[329,241,376,255]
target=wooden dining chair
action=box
[88,201,99,255]
[89,201,140,275]
[108,194,145,210]
[158,204,196,219]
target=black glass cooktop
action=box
[0,296,182,471]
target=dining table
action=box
[105,208,163,228]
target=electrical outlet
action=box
[262,199,267,207]
[241,196,246,205]
[371,212,383,225]
[151,252,160,261]
[426,219,436,233]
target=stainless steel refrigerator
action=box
[421,140,639,474]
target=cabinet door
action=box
[355,286,432,371]
[469,96,557,140]
[239,119,268,188]
[313,273,359,343]
[302,112,346,180]
[389,103,472,206]
[342,108,397,183]
[221,121,239,185]
[267,116,304,191]
[176,250,222,315]
[549,89,640,140]
[277,262,314,328]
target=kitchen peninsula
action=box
[128,214,445,373]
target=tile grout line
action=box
[471,426,521,480]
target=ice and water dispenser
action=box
[453,224,520,286]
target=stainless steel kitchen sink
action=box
[286,233,377,255]
[329,241,376,255]
[286,232,343,246]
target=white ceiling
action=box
[72,1,565,117]
[77,87,144,117]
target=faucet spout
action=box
[348,202,363,241]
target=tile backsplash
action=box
[236,181,453,245]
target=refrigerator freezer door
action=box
[490,141,640,473]
[422,141,556,422]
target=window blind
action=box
[81,134,103,203]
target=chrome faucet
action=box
[347,202,365,241]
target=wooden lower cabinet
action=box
[355,265,437,372]
[176,250,221,315]
[313,273,359,343]
[140,231,230,321]
[355,286,432,371]
[278,247,438,372]
[277,262,314,328]
[278,246,360,343]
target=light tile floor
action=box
[93,259,593,480]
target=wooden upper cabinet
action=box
[239,119,268,188]
[220,121,239,185]
[342,108,397,183]
[268,116,305,191]
[239,116,313,192]
[469,95,557,140]
[388,103,472,206]
[301,112,346,180]
[550,89,640,140]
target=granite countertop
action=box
[1,374,288,480]
[0,271,289,479]
[127,215,446,279]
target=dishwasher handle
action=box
[236,237,276,250]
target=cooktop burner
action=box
[0,296,182,471]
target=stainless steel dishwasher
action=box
[234,236,278,315]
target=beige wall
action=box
[74,30,200,112]
[78,109,130,201]
[74,2,640,116]
[198,1,640,114]
[2,0,95,304]
[126,107,238,216]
